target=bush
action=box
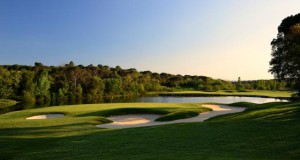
[291,92,300,101]
[23,91,36,102]
[0,99,17,107]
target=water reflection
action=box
[136,96,287,104]
[1,96,287,114]
[0,97,138,114]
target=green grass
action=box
[91,107,169,117]
[159,90,293,98]
[155,110,199,121]
[85,107,209,122]
[0,99,17,108]
[0,102,300,159]
[0,103,210,129]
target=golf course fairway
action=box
[0,102,299,159]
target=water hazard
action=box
[1,96,287,114]
[135,96,287,104]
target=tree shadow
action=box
[75,107,178,117]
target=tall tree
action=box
[70,67,84,91]
[270,13,300,97]
[104,78,123,96]
[0,67,21,98]
[19,70,36,102]
[87,76,105,98]
[36,71,51,99]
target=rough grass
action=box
[210,101,300,122]
[0,102,300,159]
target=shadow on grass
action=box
[210,101,300,122]
[1,120,300,160]
[76,107,211,122]
[75,107,174,117]
[0,123,96,137]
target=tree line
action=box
[0,62,294,104]
[269,13,300,98]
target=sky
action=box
[0,0,299,80]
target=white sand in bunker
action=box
[107,114,162,125]
[26,114,64,120]
[97,104,245,129]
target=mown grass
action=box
[160,90,293,98]
[0,103,209,129]
[85,107,209,122]
[0,102,300,159]
[92,107,169,117]
[155,110,199,121]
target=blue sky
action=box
[0,0,299,80]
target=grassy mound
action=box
[0,103,210,128]
[155,110,199,121]
[211,101,299,122]
[85,106,210,122]
[95,108,169,117]
[0,99,17,108]
[229,101,257,108]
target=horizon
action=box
[1,0,299,80]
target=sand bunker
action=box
[106,114,161,125]
[97,104,245,129]
[26,114,64,120]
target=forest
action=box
[0,61,294,104]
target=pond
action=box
[0,96,287,115]
[135,96,287,104]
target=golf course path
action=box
[97,104,245,129]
